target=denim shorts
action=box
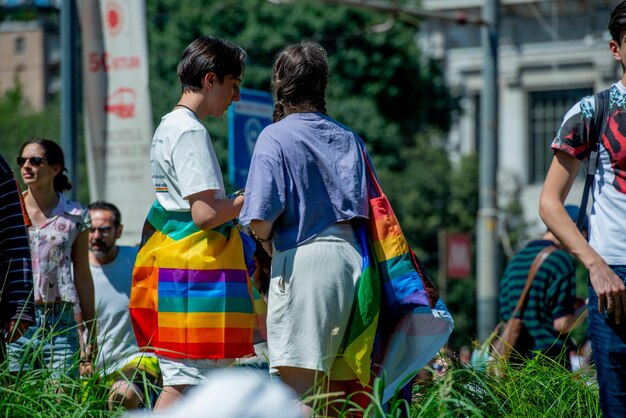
[7,303,79,377]
[588,266,626,418]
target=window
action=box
[15,36,25,55]
[528,88,593,183]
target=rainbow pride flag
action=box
[129,201,256,359]
[340,224,381,386]
[341,147,454,402]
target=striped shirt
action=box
[0,154,34,326]
[498,240,576,354]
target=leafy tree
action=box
[145,0,459,168]
[1,0,476,345]
[0,86,89,204]
[145,0,474,342]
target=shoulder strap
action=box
[578,90,610,231]
[511,245,557,319]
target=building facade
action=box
[0,20,60,111]
[420,0,617,237]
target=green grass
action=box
[0,367,111,417]
[0,355,158,417]
[0,354,599,417]
[409,355,599,418]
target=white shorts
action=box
[267,223,362,380]
[158,355,234,386]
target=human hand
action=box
[589,261,626,324]
[79,341,98,377]
[230,189,245,206]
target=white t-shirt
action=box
[91,245,152,374]
[150,108,226,211]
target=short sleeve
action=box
[551,96,594,160]
[78,207,92,232]
[239,137,287,225]
[171,129,223,198]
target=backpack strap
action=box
[511,245,557,320]
[578,90,610,231]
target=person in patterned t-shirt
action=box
[540,2,626,415]
[8,138,96,379]
[498,206,587,365]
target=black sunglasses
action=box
[16,156,46,167]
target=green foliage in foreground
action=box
[0,367,115,417]
[410,354,599,418]
[0,352,599,417]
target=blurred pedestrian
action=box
[0,152,34,364]
[124,369,301,418]
[499,205,588,366]
[88,201,160,410]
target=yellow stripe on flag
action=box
[158,312,253,329]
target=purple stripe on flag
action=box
[398,291,430,307]
[159,268,248,284]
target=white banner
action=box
[78,0,153,245]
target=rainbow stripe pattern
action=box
[130,201,255,359]
[340,147,454,402]
[340,223,380,386]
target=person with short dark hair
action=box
[8,138,96,378]
[540,2,626,415]
[129,36,249,411]
[0,153,34,362]
[88,201,160,410]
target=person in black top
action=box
[0,152,34,361]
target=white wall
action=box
[442,38,615,237]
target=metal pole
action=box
[61,0,78,200]
[477,0,499,341]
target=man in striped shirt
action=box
[498,205,588,365]
[0,153,34,361]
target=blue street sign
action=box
[228,88,274,188]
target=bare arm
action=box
[553,301,588,334]
[540,151,626,323]
[188,190,244,231]
[249,220,273,257]
[72,230,97,355]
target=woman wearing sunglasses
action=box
[8,138,96,378]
